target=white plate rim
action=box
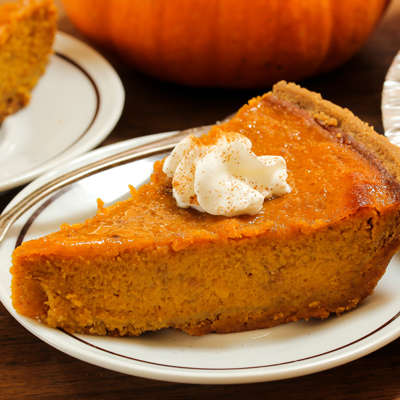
[382,49,400,143]
[1,132,400,384]
[0,31,125,192]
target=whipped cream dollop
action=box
[163,131,291,217]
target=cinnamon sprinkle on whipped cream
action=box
[163,131,291,217]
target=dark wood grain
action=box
[1,1,400,398]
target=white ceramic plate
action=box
[1,133,400,384]
[0,32,125,192]
[382,50,400,143]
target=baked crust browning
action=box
[272,81,400,183]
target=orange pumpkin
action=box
[61,0,390,88]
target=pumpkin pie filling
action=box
[0,0,57,123]
[10,82,400,336]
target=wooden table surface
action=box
[1,1,400,399]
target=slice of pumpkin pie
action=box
[10,81,400,336]
[0,0,57,123]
